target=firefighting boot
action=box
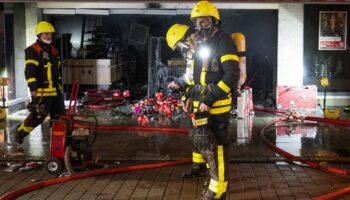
[197,190,227,200]
[181,163,208,178]
[16,127,29,144]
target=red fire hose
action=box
[73,124,188,134]
[3,104,350,199]
[254,106,350,126]
[0,83,191,199]
[85,89,129,110]
[86,89,119,98]
[260,118,349,175]
[67,80,80,115]
[304,116,350,126]
[253,106,287,115]
[313,187,350,200]
[0,158,191,200]
[87,97,127,110]
[257,107,350,200]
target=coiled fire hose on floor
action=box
[85,89,129,110]
[0,124,191,200]
[0,158,191,200]
[2,106,350,199]
[257,106,350,200]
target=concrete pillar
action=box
[277,4,304,87]
[25,3,40,47]
[13,3,27,99]
[13,3,39,99]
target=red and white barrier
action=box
[237,87,254,119]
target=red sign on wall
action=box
[319,11,347,50]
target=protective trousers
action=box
[190,134,207,171]
[188,111,207,175]
[192,111,230,200]
[16,95,65,142]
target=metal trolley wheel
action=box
[44,157,64,176]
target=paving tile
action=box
[0,163,350,200]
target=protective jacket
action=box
[25,40,62,97]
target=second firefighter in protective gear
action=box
[166,24,195,91]
[16,21,65,144]
[166,24,208,178]
[190,1,240,199]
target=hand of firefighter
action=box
[182,101,188,113]
[168,81,180,90]
[27,96,39,112]
[182,98,192,113]
[199,103,210,112]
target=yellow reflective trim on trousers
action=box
[193,157,206,163]
[206,163,210,169]
[209,180,216,192]
[37,92,57,97]
[209,105,231,115]
[218,80,231,93]
[25,59,39,66]
[195,118,208,126]
[18,123,33,133]
[216,145,226,198]
[218,145,225,182]
[193,152,204,158]
[26,78,37,83]
[192,152,205,163]
[208,178,228,198]
[220,54,239,63]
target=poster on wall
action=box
[319,11,347,50]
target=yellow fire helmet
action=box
[166,24,190,50]
[35,21,55,35]
[190,1,220,22]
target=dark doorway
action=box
[50,9,278,101]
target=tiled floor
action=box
[1,163,350,199]
[1,107,350,199]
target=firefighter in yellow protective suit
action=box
[189,1,240,199]
[16,21,65,144]
[166,24,209,178]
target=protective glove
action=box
[27,96,40,112]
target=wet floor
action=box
[1,107,350,162]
